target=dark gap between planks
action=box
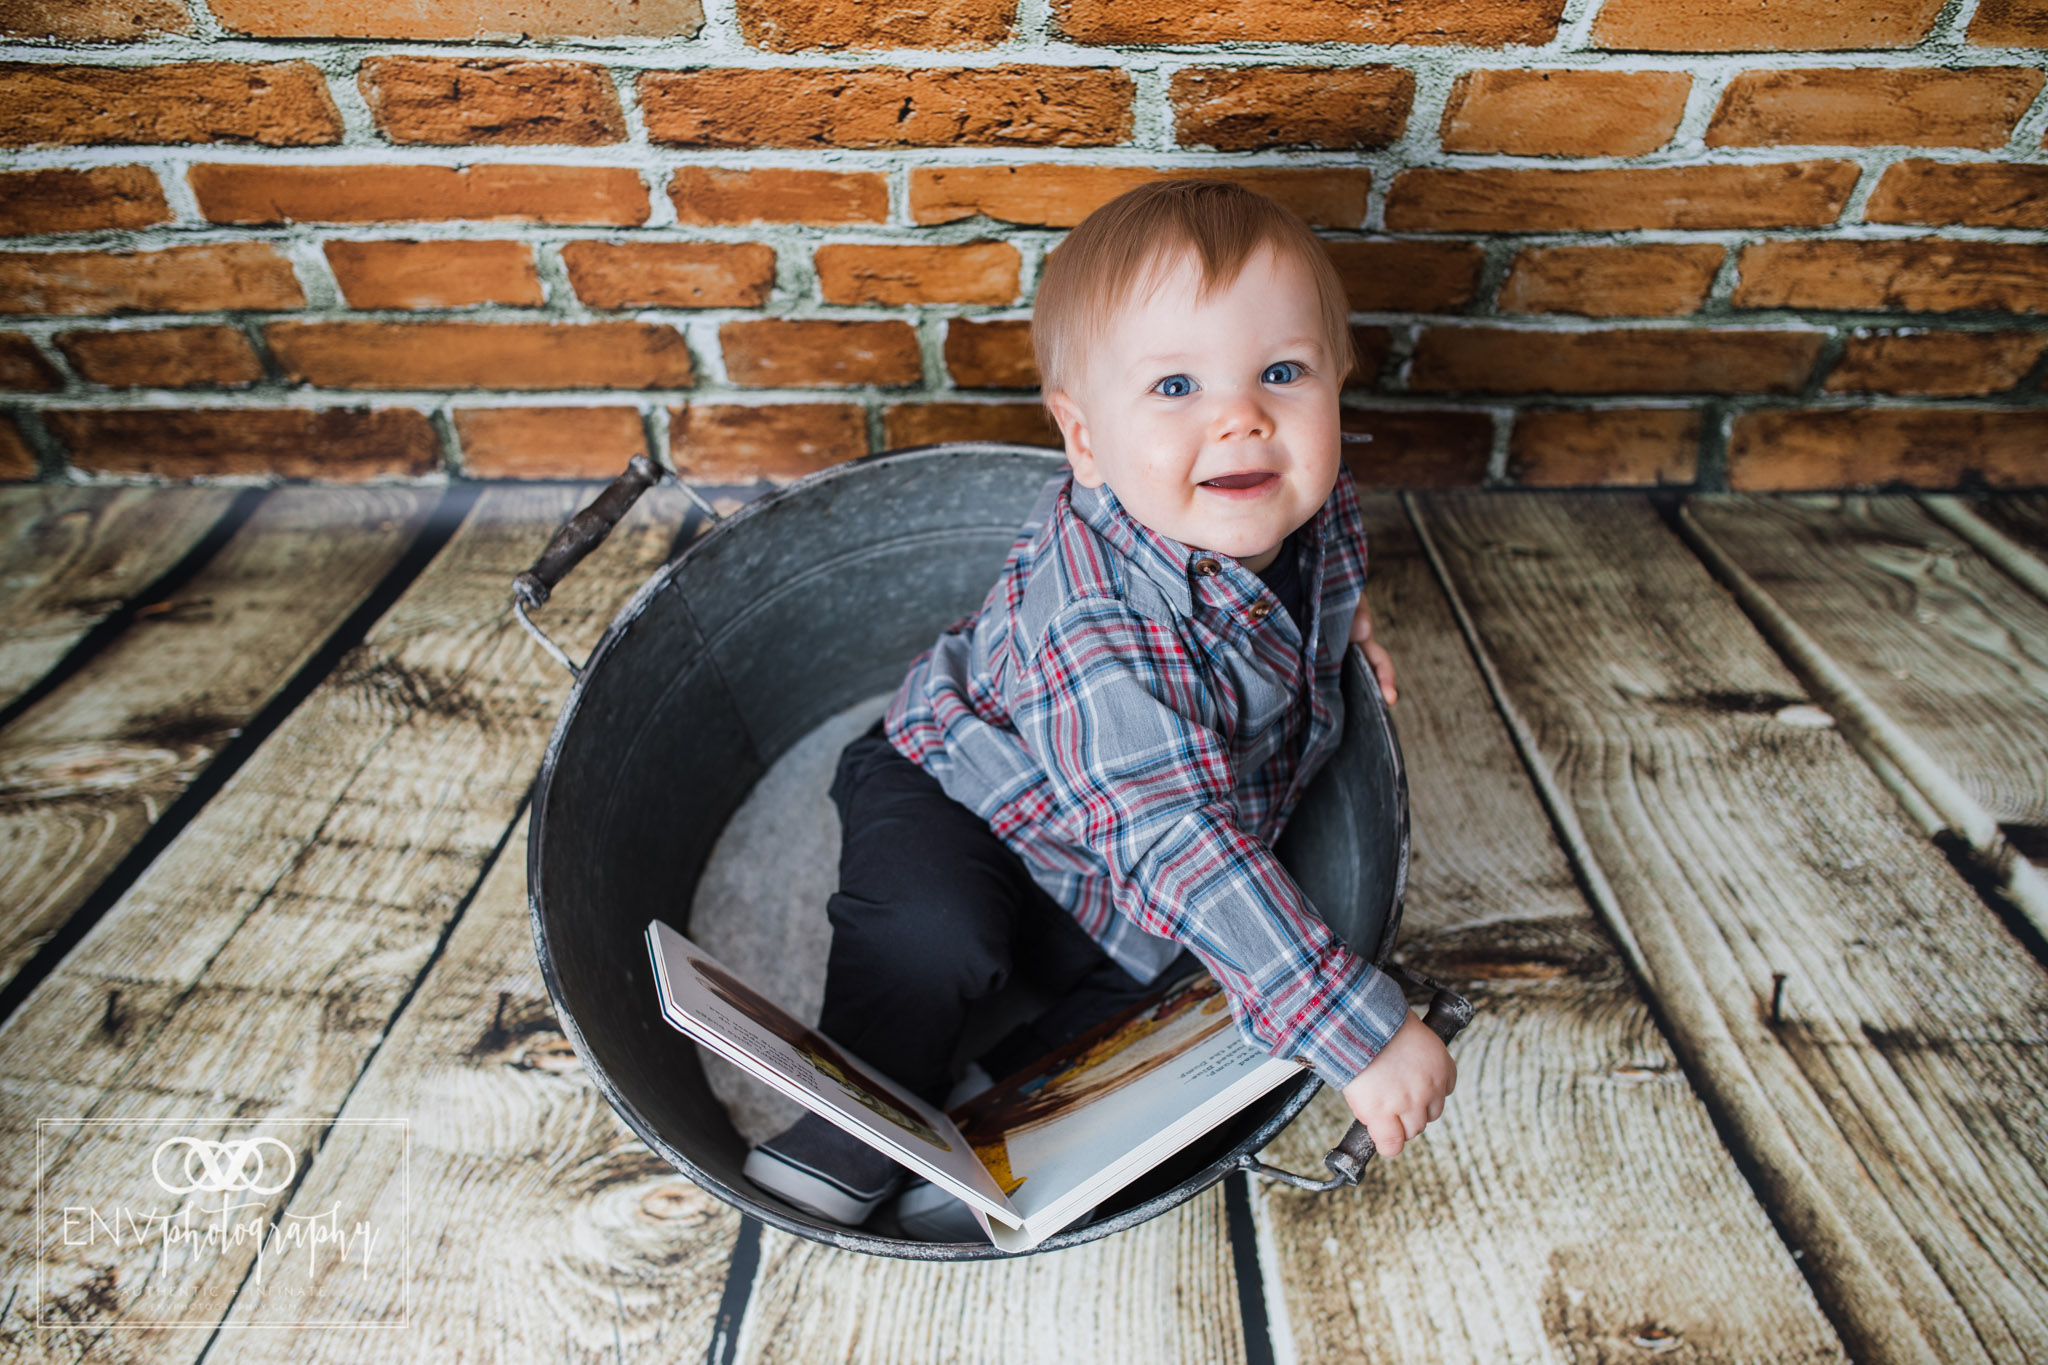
[191,775,531,1363]
[1649,495,2048,976]
[0,487,267,735]
[1400,491,1851,1342]
[0,484,478,1029]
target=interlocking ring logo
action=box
[151,1136,297,1195]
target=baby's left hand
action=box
[1349,595,1396,706]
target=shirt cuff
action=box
[1286,961,1414,1090]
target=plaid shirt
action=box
[884,470,1410,1087]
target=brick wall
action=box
[1,0,2044,490]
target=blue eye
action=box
[1264,361,1304,384]
[1154,374,1195,398]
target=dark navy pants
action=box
[816,722,1191,1106]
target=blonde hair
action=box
[1030,178,1357,408]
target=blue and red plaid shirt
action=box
[884,469,1410,1087]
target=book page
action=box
[950,971,1303,1251]
[645,920,1021,1227]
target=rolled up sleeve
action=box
[1014,598,1410,1087]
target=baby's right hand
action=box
[1338,1011,1456,1159]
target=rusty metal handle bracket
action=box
[1240,964,1473,1193]
[510,455,724,677]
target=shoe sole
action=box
[743,1145,897,1226]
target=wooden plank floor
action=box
[1,485,2043,1364]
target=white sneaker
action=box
[743,1113,905,1226]
[888,1178,985,1242]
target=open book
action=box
[645,919,1306,1251]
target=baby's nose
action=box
[1210,390,1273,438]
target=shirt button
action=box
[1248,601,1274,620]
[1192,558,1220,577]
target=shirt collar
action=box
[1067,475,1335,621]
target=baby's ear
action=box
[1043,390,1103,486]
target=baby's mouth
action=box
[1200,471,1278,490]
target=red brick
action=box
[0,61,341,148]
[1823,331,2048,396]
[1592,0,1943,51]
[1057,0,1565,46]
[453,405,650,478]
[1170,66,1412,151]
[1340,409,1493,487]
[816,241,1020,305]
[737,0,1015,50]
[0,334,62,391]
[2,0,192,41]
[1441,70,1691,157]
[266,321,695,390]
[882,401,1060,451]
[944,319,1036,389]
[1733,240,2048,313]
[0,244,303,316]
[209,0,705,40]
[0,414,35,479]
[1707,68,2043,149]
[1728,408,2048,489]
[911,165,1369,228]
[1348,326,1393,386]
[1409,326,1824,395]
[47,406,440,479]
[1323,241,1483,313]
[189,163,649,226]
[562,241,775,310]
[1499,244,1725,317]
[668,166,888,225]
[640,66,1132,149]
[668,402,868,482]
[325,240,542,310]
[1970,1,2048,45]
[0,166,171,236]
[360,56,626,146]
[1866,160,2048,228]
[55,325,264,387]
[1509,408,1700,486]
[720,319,922,388]
[1384,163,1856,232]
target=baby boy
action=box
[744,178,1456,1236]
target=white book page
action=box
[645,920,1021,1227]
[953,972,1306,1251]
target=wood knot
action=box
[640,1183,719,1225]
[518,1037,579,1073]
[1629,1322,1683,1354]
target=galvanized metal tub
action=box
[520,443,1426,1260]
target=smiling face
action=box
[1043,241,1345,573]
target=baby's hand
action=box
[1339,1011,1456,1159]
[1348,595,1397,706]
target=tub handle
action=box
[1239,964,1473,1194]
[510,455,724,676]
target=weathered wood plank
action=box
[1252,498,1841,1365]
[1964,494,2048,563]
[0,484,688,1357]
[1684,494,2048,864]
[0,487,436,998]
[0,486,239,711]
[1413,492,2048,1365]
[735,1187,1248,1365]
[204,816,742,1361]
